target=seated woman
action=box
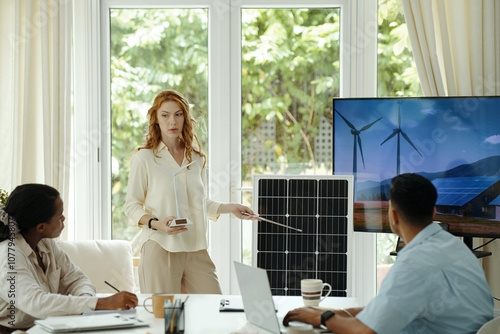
[0,184,138,331]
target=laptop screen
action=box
[234,261,282,334]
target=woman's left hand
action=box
[218,203,259,220]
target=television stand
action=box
[463,236,492,259]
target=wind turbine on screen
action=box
[335,109,382,177]
[380,101,422,175]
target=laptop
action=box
[234,261,330,334]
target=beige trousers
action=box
[138,240,222,294]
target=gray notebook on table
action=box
[34,312,148,333]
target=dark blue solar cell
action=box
[433,176,500,206]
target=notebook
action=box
[234,261,330,334]
[82,308,137,316]
[34,313,148,333]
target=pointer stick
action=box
[240,212,302,232]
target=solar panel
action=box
[253,175,353,297]
[433,176,500,206]
[490,195,500,206]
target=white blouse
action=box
[0,233,98,329]
[125,142,221,252]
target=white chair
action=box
[57,240,135,293]
[477,317,500,334]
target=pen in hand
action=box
[104,280,120,292]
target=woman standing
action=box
[125,90,256,294]
[0,184,137,330]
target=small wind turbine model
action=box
[380,101,422,175]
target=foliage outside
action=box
[378,0,421,98]
[377,0,421,266]
[241,8,340,183]
[0,189,8,207]
[110,9,208,241]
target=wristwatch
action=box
[321,310,335,327]
[148,218,158,230]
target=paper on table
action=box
[34,313,147,333]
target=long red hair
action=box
[136,90,206,167]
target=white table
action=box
[27,294,358,333]
[184,294,357,334]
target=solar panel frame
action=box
[253,175,354,297]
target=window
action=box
[240,7,341,264]
[376,0,421,289]
[377,0,421,97]
[109,8,209,244]
[75,0,378,296]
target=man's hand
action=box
[96,291,138,310]
[284,307,375,334]
[283,306,323,327]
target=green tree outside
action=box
[110,9,209,241]
[377,0,422,266]
[378,0,421,97]
[241,8,340,182]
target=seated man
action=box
[284,173,494,334]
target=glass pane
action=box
[377,0,421,97]
[241,8,341,264]
[110,9,209,246]
[376,0,421,289]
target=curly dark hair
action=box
[0,184,60,242]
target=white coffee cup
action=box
[301,279,332,306]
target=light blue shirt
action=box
[357,222,494,334]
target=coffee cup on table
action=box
[143,293,174,318]
[301,279,332,306]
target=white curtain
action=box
[401,0,500,96]
[402,0,500,307]
[0,0,72,238]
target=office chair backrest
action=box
[477,317,500,334]
[57,240,135,293]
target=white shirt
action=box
[0,233,98,329]
[357,223,493,334]
[125,142,221,252]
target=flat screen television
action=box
[333,96,500,241]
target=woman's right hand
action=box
[96,291,138,310]
[152,216,188,235]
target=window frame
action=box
[229,0,360,294]
[73,0,377,298]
